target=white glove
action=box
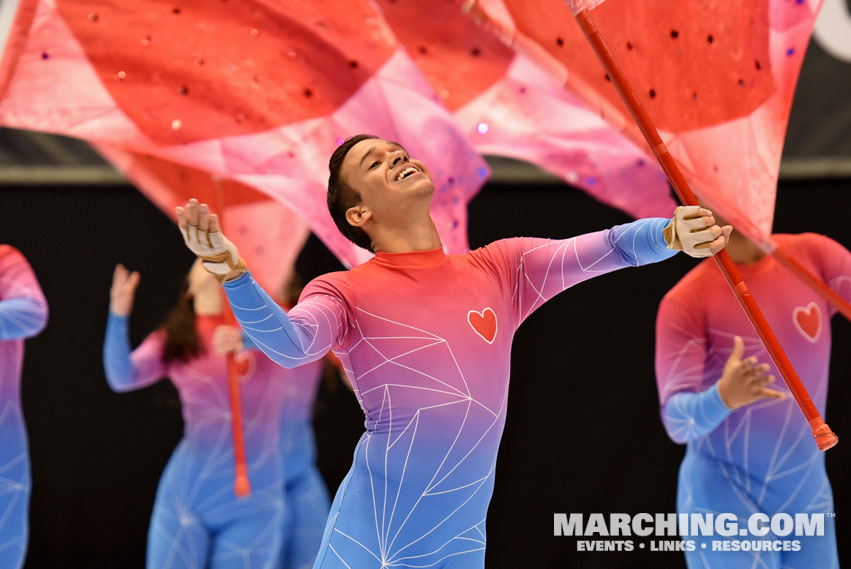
[664,205,728,258]
[180,224,245,280]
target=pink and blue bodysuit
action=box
[223,218,677,568]
[655,233,850,569]
[242,329,331,569]
[0,245,48,569]
[104,313,297,569]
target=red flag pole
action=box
[570,6,836,450]
[212,179,252,496]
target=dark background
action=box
[0,177,848,568]
[783,0,851,162]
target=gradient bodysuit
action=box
[104,314,292,569]
[269,347,330,569]
[223,218,677,569]
[0,246,48,569]
[655,233,850,569]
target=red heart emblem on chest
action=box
[468,308,498,344]
[793,302,821,343]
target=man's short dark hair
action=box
[327,134,378,252]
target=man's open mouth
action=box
[395,166,420,182]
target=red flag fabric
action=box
[96,146,308,292]
[468,0,825,247]
[0,0,488,268]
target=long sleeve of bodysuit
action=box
[103,312,168,392]
[660,383,731,444]
[0,246,48,340]
[655,276,732,444]
[481,217,678,324]
[224,273,350,369]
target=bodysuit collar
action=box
[371,246,447,269]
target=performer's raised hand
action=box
[176,198,246,282]
[110,264,141,317]
[717,336,785,409]
[664,205,733,258]
[213,325,244,355]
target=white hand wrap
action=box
[665,205,719,258]
[181,224,245,279]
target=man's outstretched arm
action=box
[176,199,348,368]
[482,206,732,324]
[222,273,347,368]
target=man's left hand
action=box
[664,205,733,258]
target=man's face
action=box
[340,138,434,227]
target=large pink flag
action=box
[96,146,308,293]
[0,0,487,268]
[468,0,824,247]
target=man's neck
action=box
[372,216,443,253]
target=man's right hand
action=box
[176,198,246,282]
[110,264,140,317]
[717,336,785,409]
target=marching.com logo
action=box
[554,513,828,553]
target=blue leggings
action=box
[281,466,330,569]
[678,450,838,569]
[146,446,287,569]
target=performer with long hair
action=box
[103,260,291,569]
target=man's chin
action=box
[414,180,435,196]
[394,181,433,197]
[385,178,434,201]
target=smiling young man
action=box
[177,134,731,569]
